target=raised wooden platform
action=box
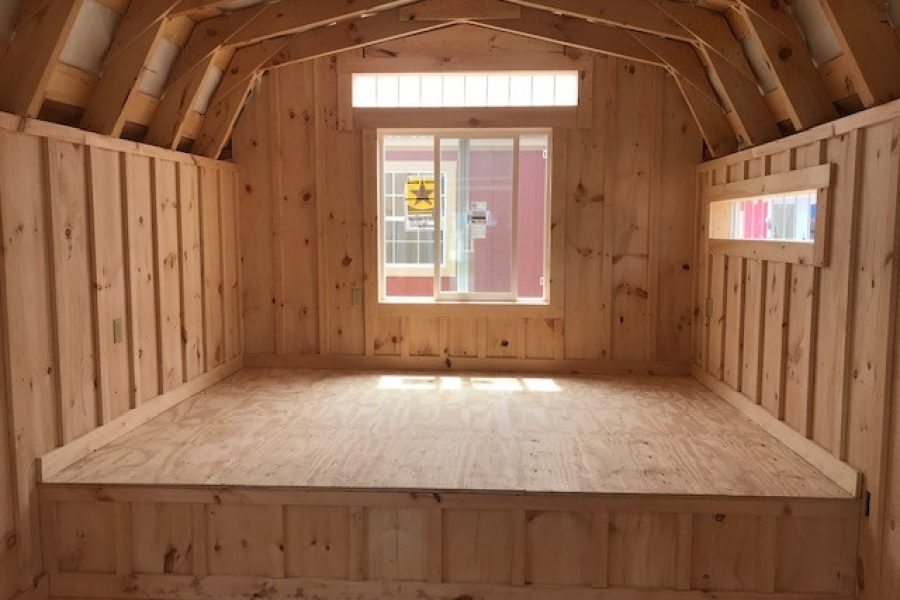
[39,370,860,599]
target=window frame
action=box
[703,163,834,267]
[376,128,553,306]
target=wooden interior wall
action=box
[0,114,242,600]
[39,485,859,600]
[232,30,704,373]
[693,101,900,600]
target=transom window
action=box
[354,72,579,108]
[379,130,551,303]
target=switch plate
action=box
[112,318,124,344]
[351,288,364,307]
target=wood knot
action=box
[778,47,793,61]
[341,255,353,267]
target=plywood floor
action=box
[48,369,848,498]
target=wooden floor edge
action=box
[243,353,693,375]
[47,572,855,600]
[38,356,244,481]
[691,365,862,497]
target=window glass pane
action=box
[710,190,818,242]
[465,75,488,107]
[439,137,515,295]
[398,75,421,108]
[531,75,555,106]
[382,135,437,298]
[509,75,532,106]
[376,76,399,107]
[487,75,510,106]
[353,75,377,108]
[518,134,549,298]
[555,74,578,106]
[420,75,443,107]
[443,75,465,107]
[355,72,578,108]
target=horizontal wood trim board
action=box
[692,366,861,497]
[704,164,833,202]
[48,573,855,600]
[39,484,858,518]
[373,302,562,319]
[352,107,586,130]
[38,357,244,481]
[243,354,691,375]
[0,110,238,169]
[708,240,817,266]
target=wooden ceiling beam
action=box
[164,0,414,94]
[80,6,186,136]
[145,47,234,148]
[506,0,693,41]
[104,0,184,63]
[0,0,85,117]
[466,8,666,67]
[399,0,521,20]
[468,10,737,155]
[733,0,837,130]
[194,9,455,157]
[508,0,778,147]
[819,0,900,107]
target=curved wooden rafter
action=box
[0,0,898,159]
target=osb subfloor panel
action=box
[49,369,848,498]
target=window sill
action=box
[375,298,557,319]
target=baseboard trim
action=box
[48,572,854,600]
[244,353,692,376]
[38,356,243,481]
[692,365,861,497]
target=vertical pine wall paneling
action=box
[564,57,611,361]
[276,63,319,355]
[0,121,241,600]
[153,158,184,392]
[609,61,656,362]
[46,139,97,442]
[220,170,242,361]
[234,77,276,356]
[655,72,702,362]
[314,57,365,356]
[178,163,204,381]
[233,48,704,369]
[123,153,161,405]
[694,113,900,600]
[845,117,900,600]
[87,146,132,422]
[0,128,58,589]
[199,165,224,368]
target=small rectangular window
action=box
[709,191,817,243]
[354,72,579,109]
[379,130,551,303]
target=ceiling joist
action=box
[733,0,838,131]
[0,0,84,117]
[819,0,900,107]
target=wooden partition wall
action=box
[0,114,242,600]
[693,101,900,600]
[233,27,704,374]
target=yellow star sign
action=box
[405,176,435,214]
